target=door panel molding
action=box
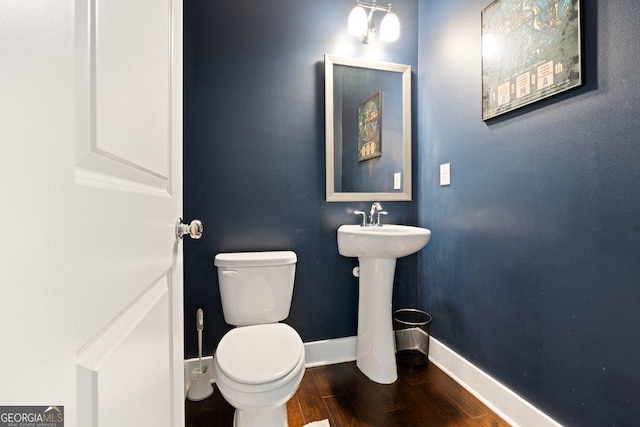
[75,0,172,195]
[77,273,173,427]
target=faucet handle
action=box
[354,210,367,226]
[376,211,388,226]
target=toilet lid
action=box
[215,323,303,385]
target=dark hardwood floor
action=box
[186,361,510,427]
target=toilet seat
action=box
[215,323,304,389]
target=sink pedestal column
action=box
[356,257,397,384]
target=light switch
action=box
[440,163,451,186]
[394,172,402,190]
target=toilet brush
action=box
[187,308,214,401]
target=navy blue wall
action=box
[184,0,418,357]
[418,1,640,426]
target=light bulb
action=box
[380,11,400,42]
[348,6,368,37]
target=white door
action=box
[0,1,184,427]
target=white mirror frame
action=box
[325,54,411,202]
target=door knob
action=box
[176,218,203,240]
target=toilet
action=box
[213,251,305,427]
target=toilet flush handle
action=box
[221,270,238,277]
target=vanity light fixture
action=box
[348,1,400,44]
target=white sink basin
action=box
[337,223,431,384]
[338,224,431,259]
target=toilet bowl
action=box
[213,251,304,427]
[213,323,305,427]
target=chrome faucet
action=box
[354,202,388,226]
[376,210,388,226]
[354,210,367,226]
[369,202,382,218]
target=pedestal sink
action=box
[338,224,431,384]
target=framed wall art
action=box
[481,0,582,120]
[358,91,382,162]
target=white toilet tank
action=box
[214,251,297,326]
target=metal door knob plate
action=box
[176,218,203,240]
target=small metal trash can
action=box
[393,309,432,367]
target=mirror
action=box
[325,54,411,202]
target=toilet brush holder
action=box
[187,367,213,401]
[187,308,214,401]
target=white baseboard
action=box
[428,336,562,427]
[303,336,357,367]
[184,335,561,427]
